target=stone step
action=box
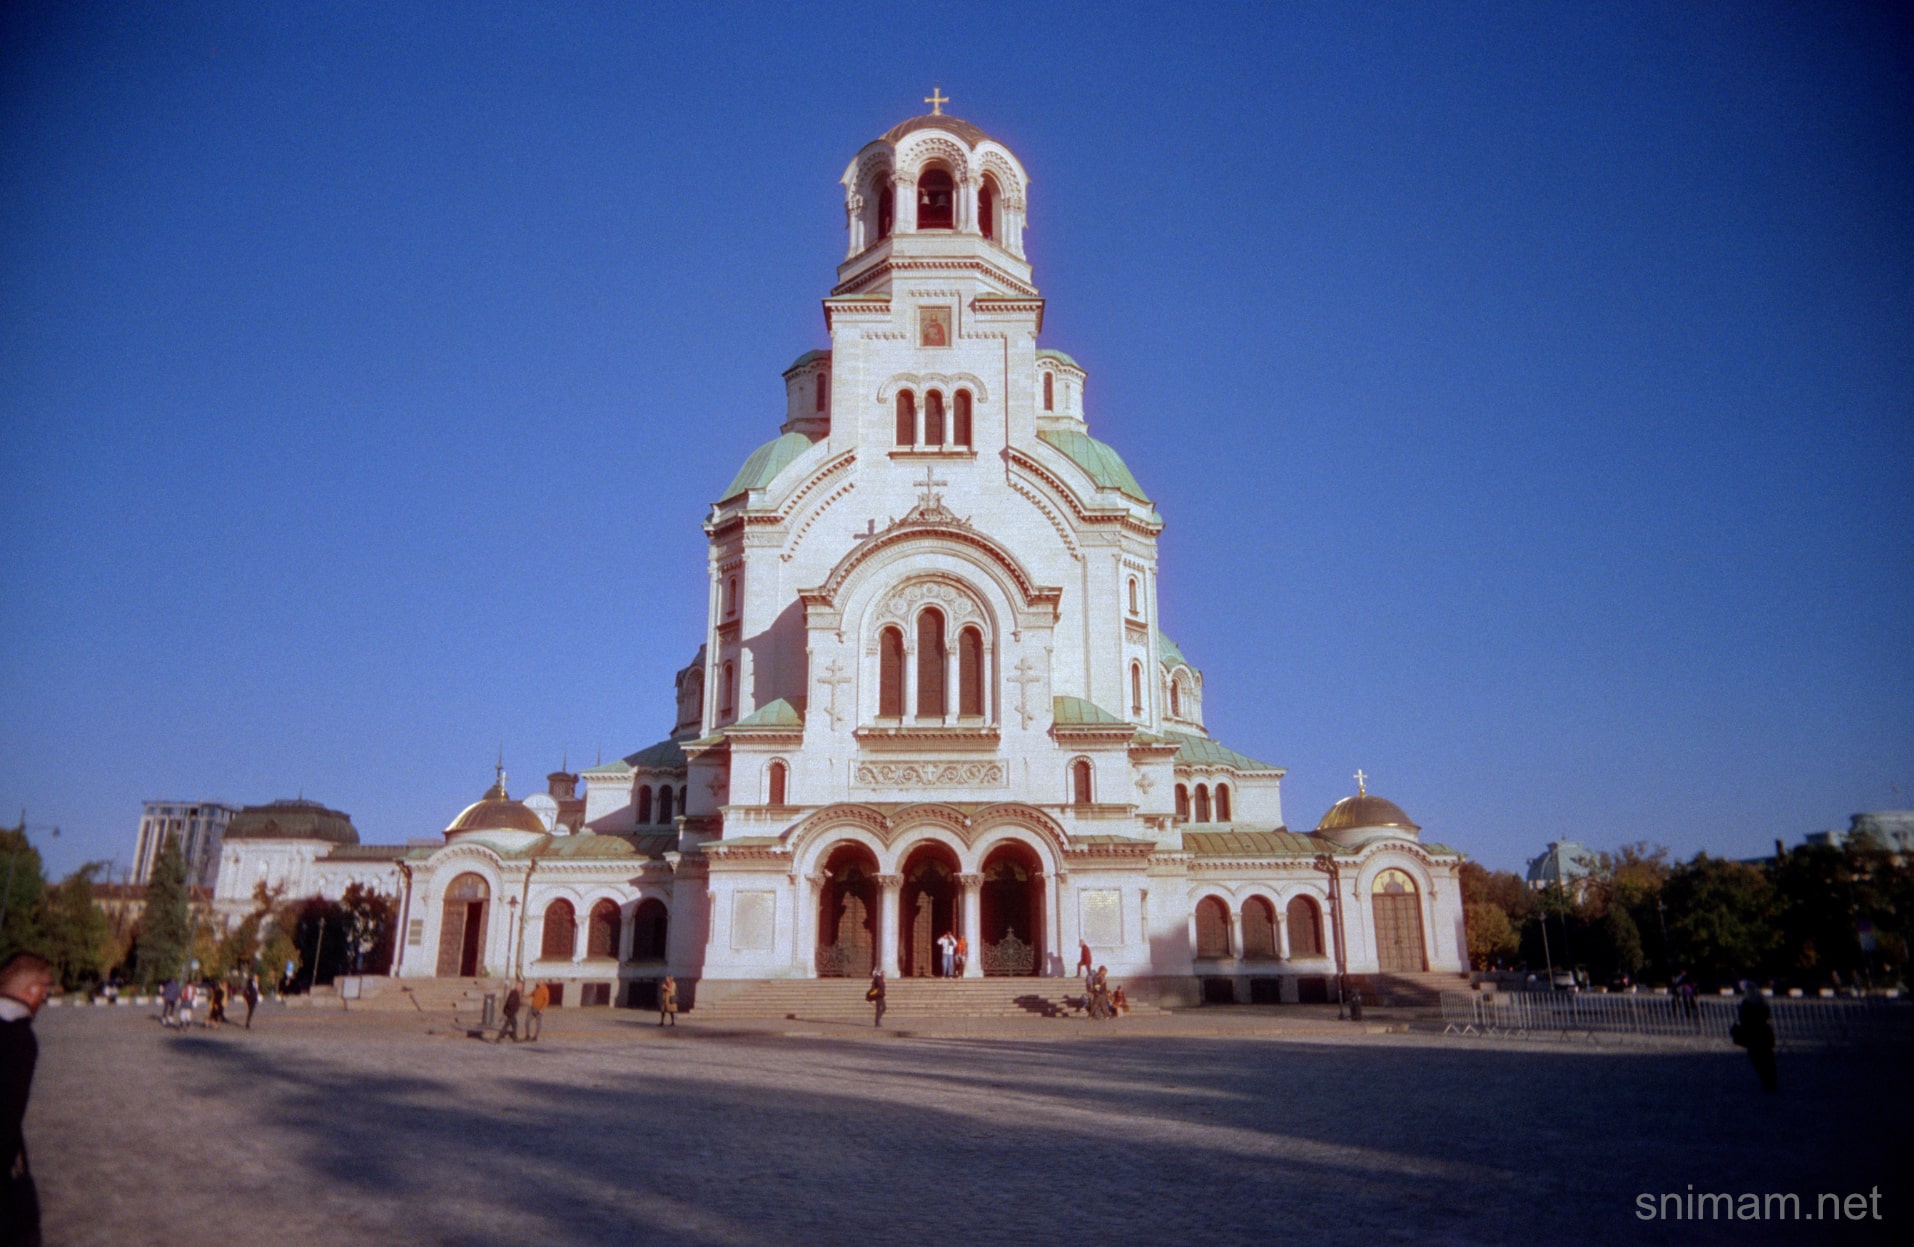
[690,978,1158,1021]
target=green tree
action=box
[1662,853,1776,985]
[38,863,115,989]
[134,836,192,987]
[1464,901,1520,969]
[338,884,398,975]
[0,821,48,962]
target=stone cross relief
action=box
[1008,654,1045,728]
[815,656,855,729]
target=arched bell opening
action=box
[899,842,962,977]
[917,164,955,229]
[979,841,1043,976]
[435,872,490,978]
[816,843,880,977]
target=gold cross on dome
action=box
[925,86,949,116]
[1354,769,1368,796]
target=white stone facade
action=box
[217,109,1468,1005]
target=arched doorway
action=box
[1195,896,1231,960]
[435,873,490,978]
[629,898,668,962]
[1287,895,1324,958]
[1371,869,1427,973]
[816,843,879,977]
[900,843,961,977]
[979,842,1043,976]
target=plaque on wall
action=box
[730,890,776,952]
[1080,888,1123,946]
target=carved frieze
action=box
[854,760,1006,788]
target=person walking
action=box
[1,952,55,1247]
[242,974,260,1030]
[526,981,549,1042]
[1076,941,1093,981]
[160,978,179,1028]
[658,975,678,1028]
[176,981,195,1029]
[1732,980,1778,1092]
[866,969,886,1028]
[207,981,227,1029]
[494,981,523,1044]
[936,931,957,979]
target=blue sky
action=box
[3,2,1910,880]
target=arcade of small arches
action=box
[873,602,992,723]
[1191,892,1327,964]
[855,159,1015,247]
[430,869,673,978]
[633,783,689,827]
[894,386,974,449]
[803,831,1052,979]
[1175,781,1234,823]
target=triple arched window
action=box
[893,388,974,449]
[875,607,989,723]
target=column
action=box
[1275,910,1289,961]
[798,873,823,977]
[984,648,995,723]
[896,174,918,232]
[877,874,904,977]
[1228,910,1243,962]
[945,644,959,727]
[904,640,918,721]
[959,873,984,978]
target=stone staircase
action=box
[690,977,1159,1023]
[1359,971,1470,1008]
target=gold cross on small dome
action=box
[925,86,949,116]
[1354,769,1368,796]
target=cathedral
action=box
[214,103,1468,1008]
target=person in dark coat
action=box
[494,981,523,1044]
[242,975,260,1030]
[866,969,886,1028]
[1,952,55,1247]
[1734,980,1778,1092]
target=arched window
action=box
[1175,784,1189,819]
[1042,371,1054,411]
[815,371,827,412]
[1128,578,1139,615]
[958,626,984,717]
[768,759,787,806]
[1195,896,1231,959]
[879,625,905,718]
[877,184,893,239]
[657,785,674,823]
[1287,896,1324,958]
[541,900,576,959]
[979,175,997,241]
[1215,783,1231,822]
[1241,897,1277,959]
[916,609,947,718]
[1170,678,1181,718]
[630,898,668,961]
[918,166,954,229]
[924,390,945,445]
[721,661,735,718]
[1130,662,1143,714]
[636,785,653,826]
[587,899,620,959]
[895,390,916,446]
[952,390,972,447]
[724,576,737,617]
[1071,758,1093,805]
[1194,784,1211,823]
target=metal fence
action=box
[1441,991,1912,1049]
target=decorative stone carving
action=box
[854,760,1006,788]
[877,578,981,627]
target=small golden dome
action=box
[445,767,547,837]
[1316,793,1420,835]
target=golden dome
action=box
[1316,793,1420,835]
[445,769,547,837]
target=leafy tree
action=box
[38,863,115,989]
[134,836,192,987]
[338,884,397,975]
[1464,901,1520,969]
[0,821,47,962]
[1662,854,1775,986]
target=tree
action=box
[338,884,397,976]
[1662,854,1776,986]
[0,821,47,963]
[134,836,192,987]
[1465,901,1520,969]
[38,863,115,990]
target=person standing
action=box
[1733,981,1778,1092]
[160,978,179,1028]
[1076,941,1093,981]
[867,969,886,1028]
[955,934,968,977]
[936,931,957,979]
[658,975,677,1028]
[526,981,549,1042]
[494,981,522,1044]
[207,981,226,1029]
[242,975,260,1030]
[176,981,195,1029]
[1,952,55,1247]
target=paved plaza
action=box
[24,1004,1909,1245]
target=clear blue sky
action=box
[3,2,1909,881]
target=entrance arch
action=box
[436,873,490,978]
[816,843,879,977]
[900,842,961,977]
[979,841,1043,976]
[1371,869,1427,972]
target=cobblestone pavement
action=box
[25,1004,1908,1246]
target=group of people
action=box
[1077,941,1128,1020]
[159,974,262,1031]
[933,931,969,978]
[492,980,550,1043]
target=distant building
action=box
[1526,840,1599,897]
[1802,811,1914,857]
[133,801,237,889]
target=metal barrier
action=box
[1441,991,1912,1048]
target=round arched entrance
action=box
[816,843,879,977]
[899,842,961,977]
[979,841,1043,976]
[1371,868,1427,972]
[436,873,490,978]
